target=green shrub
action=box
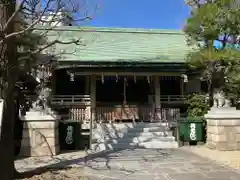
[185,93,209,118]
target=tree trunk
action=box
[209,81,214,107]
[0,0,18,179]
[0,88,17,180]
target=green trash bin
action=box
[178,117,206,143]
[59,120,81,150]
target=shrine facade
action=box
[47,27,201,123]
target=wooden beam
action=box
[75,72,181,76]
[123,77,127,104]
[154,76,161,121]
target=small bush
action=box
[185,93,209,118]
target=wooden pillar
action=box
[51,70,56,95]
[89,75,96,148]
[90,75,96,123]
[180,77,184,96]
[123,77,127,104]
[154,76,161,121]
[85,75,90,94]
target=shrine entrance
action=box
[96,76,152,105]
[51,70,184,123]
[95,75,153,122]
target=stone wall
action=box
[207,119,240,151]
[19,118,59,157]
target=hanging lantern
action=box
[116,73,118,82]
[133,73,136,83]
[124,77,128,86]
[47,66,52,77]
[147,76,150,83]
[70,72,75,82]
[101,72,104,84]
[181,74,188,83]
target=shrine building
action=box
[47,26,201,124]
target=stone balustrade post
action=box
[19,111,60,157]
[205,107,240,151]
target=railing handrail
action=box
[51,94,90,98]
[160,95,185,97]
[160,95,186,100]
[51,94,185,98]
[50,94,186,106]
[51,94,91,106]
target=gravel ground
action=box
[16,147,240,179]
[20,168,87,180]
[182,146,240,170]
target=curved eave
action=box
[55,61,188,73]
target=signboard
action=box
[0,99,4,140]
[65,125,74,144]
[189,123,197,141]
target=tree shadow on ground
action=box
[16,148,173,179]
[16,122,173,179]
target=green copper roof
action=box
[45,26,195,63]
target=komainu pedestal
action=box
[19,111,60,157]
[205,107,240,151]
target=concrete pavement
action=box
[84,148,240,180]
[16,148,240,179]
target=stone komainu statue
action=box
[213,90,230,108]
[32,85,52,114]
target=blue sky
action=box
[85,0,191,29]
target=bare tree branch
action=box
[0,0,97,177]
[20,38,84,58]
[2,0,27,32]
[1,0,58,44]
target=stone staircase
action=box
[91,122,179,151]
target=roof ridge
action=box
[46,26,184,35]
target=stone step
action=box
[92,123,172,136]
[127,126,168,132]
[107,136,176,144]
[132,131,173,137]
[91,123,178,152]
[138,141,179,149]
[92,131,174,140]
[91,141,179,151]
[95,123,169,130]
[133,122,169,127]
